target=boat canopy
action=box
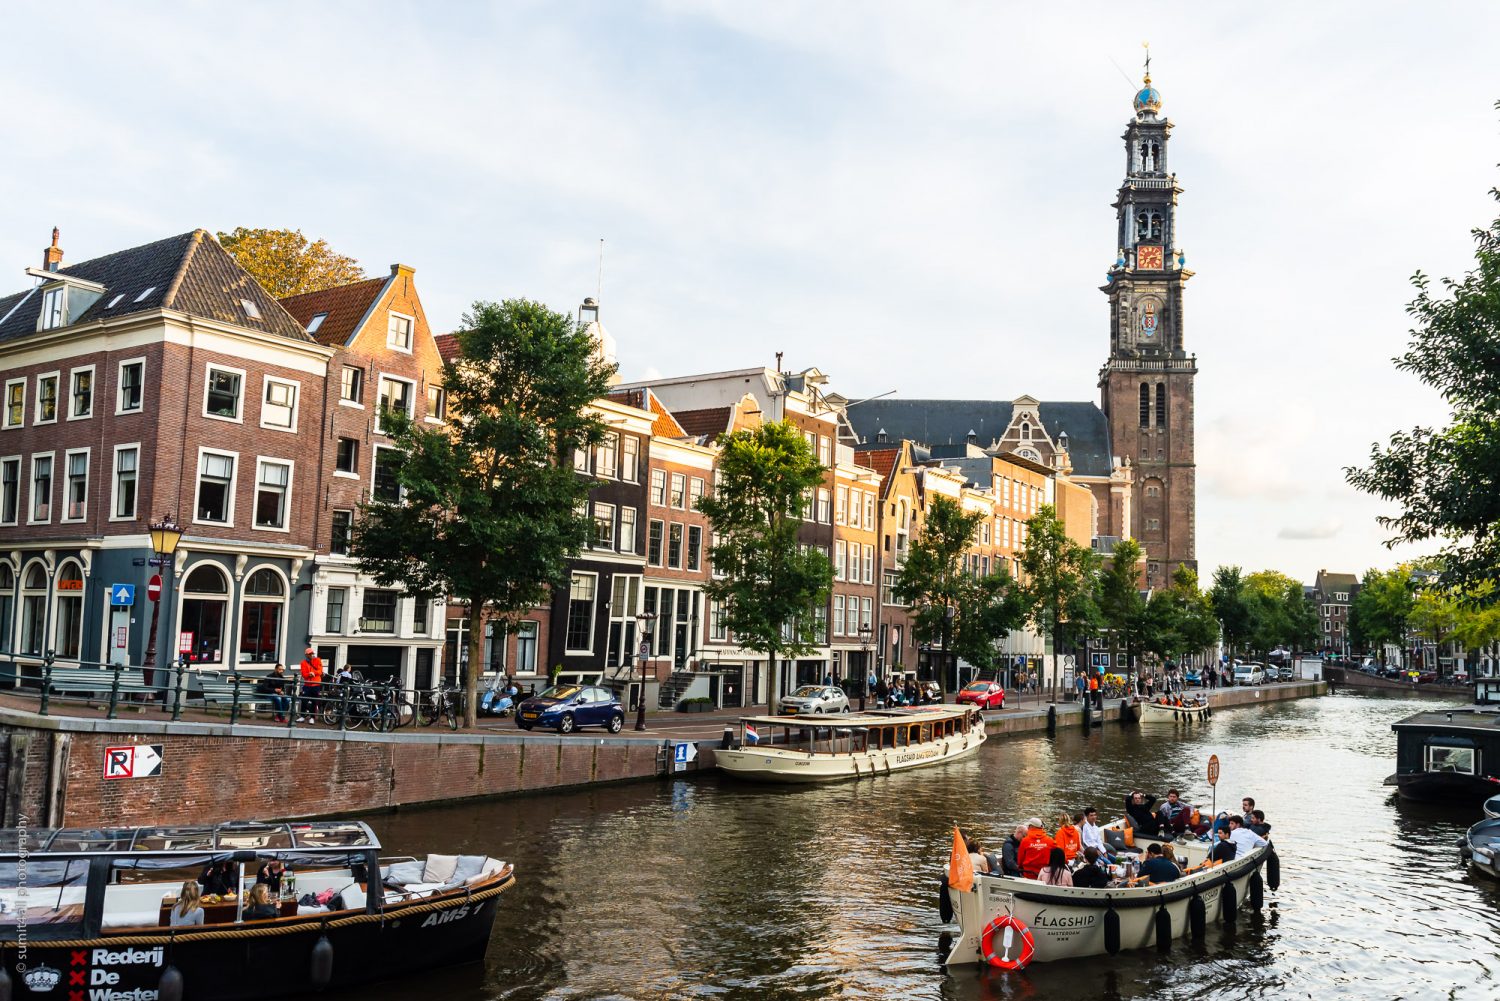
[0,820,379,857]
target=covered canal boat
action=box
[1388,679,1500,803]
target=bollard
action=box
[1046,703,1057,735]
[1081,698,1092,730]
[107,665,123,720]
[1120,697,1133,726]
[40,650,55,716]
[229,676,242,726]
[171,660,187,721]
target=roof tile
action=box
[279,276,387,346]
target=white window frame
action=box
[61,446,90,523]
[621,436,639,483]
[0,455,20,526]
[29,450,54,524]
[115,357,145,415]
[834,540,846,581]
[835,485,848,524]
[203,364,246,423]
[593,501,616,550]
[650,469,666,506]
[595,432,618,479]
[863,543,874,584]
[2,379,24,429]
[39,287,66,330]
[386,311,415,353]
[670,473,686,509]
[110,443,140,522]
[833,594,845,636]
[251,457,294,533]
[375,374,415,434]
[339,366,365,408]
[619,506,637,554]
[864,492,875,531]
[424,383,446,424]
[334,437,361,479]
[564,571,599,655]
[192,447,239,527]
[259,375,300,432]
[67,365,95,420]
[34,371,60,425]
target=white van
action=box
[1233,663,1265,686]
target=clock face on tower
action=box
[1137,245,1164,270]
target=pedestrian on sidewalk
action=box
[297,647,323,723]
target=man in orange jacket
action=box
[1017,818,1059,878]
[297,647,323,724]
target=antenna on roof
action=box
[596,238,604,302]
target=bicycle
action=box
[419,684,464,730]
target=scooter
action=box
[479,679,516,717]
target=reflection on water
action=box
[362,692,1499,1000]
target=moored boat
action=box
[1140,695,1211,725]
[1388,679,1500,803]
[715,705,986,783]
[1462,817,1500,879]
[0,819,513,1000]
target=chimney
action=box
[876,428,889,444]
[966,429,978,445]
[42,227,63,272]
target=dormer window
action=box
[40,287,65,329]
[306,312,328,334]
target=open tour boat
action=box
[0,820,512,1000]
[715,705,986,783]
[1139,695,1212,725]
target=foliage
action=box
[351,298,615,726]
[1096,539,1147,671]
[699,421,832,713]
[1346,152,1500,602]
[1018,504,1100,682]
[217,227,366,298]
[1209,566,1252,658]
[1349,566,1416,653]
[950,569,1030,677]
[893,496,984,696]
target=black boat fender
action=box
[1205,704,1213,719]
[310,933,335,988]
[1103,895,1121,955]
[1155,895,1172,953]
[1221,879,1238,926]
[939,879,953,923]
[1249,868,1264,910]
[0,962,11,1001]
[157,966,184,1001]
[1047,704,1057,736]
[1188,892,1207,941]
[1266,849,1281,891]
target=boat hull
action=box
[716,727,985,783]
[1140,701,1211,725]
[1466,818,1500,880]
[1393,770,1500,803]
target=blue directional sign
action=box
[110,584,135,607]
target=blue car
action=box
[516,684,624,734]
[1184,669,1203,686]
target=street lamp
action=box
[147,515,183,706]
[858,624,873,711]
[634,611,657,731]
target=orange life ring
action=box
[980,913,1036,970]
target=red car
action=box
[956,681,1006,710]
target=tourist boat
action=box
[715,705,986,783]
[1139,695,1211,725]
[941,825,1277,965]
[0,820,513,1000]
[1461,817,1500,879]
[1387,679,1500,803]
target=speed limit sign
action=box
[1207,753,1220,786]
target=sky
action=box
[2,2,1497,582]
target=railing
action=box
[1098,356,1198,374]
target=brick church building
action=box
[848,70,1198,589]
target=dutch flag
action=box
[744,723,760,745]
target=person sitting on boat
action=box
[1037,847,1073,886]
[1209,825,1237,864]
[1249,809,1272,838]
[1241,797,1256,826]
[1054,812,1083,862]
[1080,807,1110,859]
[1157,789,1191,834]
[1018,818,1059,879]
[171,880,205,927]
[1138,843,1180,884]
[1071,847,1112,888]
[1161,843,1185,873]
[965,836,992,875]
[244,882,278,921]
[1123,791,1161,837]
[1001,825,1026,877]
[1226,815,1269,858]
[256,860,286,895]
[199,861,234,896]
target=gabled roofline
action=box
[342,273,397,348]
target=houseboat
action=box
[715,705,986,783]
[1387,679,1500,803]
[0,820,512,1000]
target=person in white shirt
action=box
[1226,815,1268,857]
[1080,806,1108,856]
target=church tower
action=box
[1099,61,1197,589]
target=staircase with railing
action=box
[657,670,697,709]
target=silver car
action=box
[779,685,850,715]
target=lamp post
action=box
[634,611,657,731]
[147,515,183,706]
[858,624,872,711]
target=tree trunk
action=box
[464,602,485,729]
[765,640,778,716]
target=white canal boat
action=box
[942,828,1276,966]
[715,706,986,783]
[1140,695,1212,725]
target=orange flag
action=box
[948,824,974,892]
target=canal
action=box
[364,690,1496,1000]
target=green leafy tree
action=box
[1145,565,1220,667]
[1097,539,1147,675]
[351,298,614,726]
[1346,142,1500,602]
[1350,566,1415,657]
[217,227,366,298]
[1210,566,1252,661]
[893,495,984,698]
[1018,504,1100,691]
[950,569,1030,680]
[699,421,832,714]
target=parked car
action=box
[516,685,624,734]
[1233,663,1266,686]
[779,685,850,715]
[1276,665,1296,682]
[956,681,1006,710]
[1184,669,1203,686]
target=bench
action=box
[46,666,157,700]
[193,672,274,716]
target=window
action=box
[69,367,92,418]
[361,589,398,633]
[1156,382,1167,428]
[1145,484,1161,497]
[195,451,235,523]
[710,600,728,641]
[0,565,11,654]
[254,460,291,529]
[648,520,664,566]
[565,574,597,652]
[238,569,284,663]
[846,596,859,636]
[340,366,364,404]
[619,507,637,554]
[240,298,262,320]
[651,470,666,506]
[3,380,23,428]
[336,437,359,475]
[325,588,347,633]
[36,374,58,423]
[836,486,848,524]
[63,449,88,520]
[687,526,702,571]
[690,477,705,511]
[621,436,639,482]
[0,458,18,524]
[30,453,52,522]
[596,433,618,478]
[306,312,328,335]
[1426,744,1477,775]
[819,435,832,466]
[330,510,353,555]
[1139,382,1151,427]
[377,376,414,432]
[515,621,539,673]
[847,545,859,582]
[834,595,845,636]
[412,596,429,634]
[425,384,445,420]
[134,286,155,303]
[670,473,686,508]
[593,502,615,549]
[387,313,414,351]
[373,447,402,502]
[573,447,589,473]
[40,287,65,329]
[817,489,831,524]
[117,359,144,413]
[53,563,83,658]
[863,544,874,584]
[1146,518,1160,531]
[668,523,684,568]
[864,492,875,531]
[834,541,846,580]
[19,564,47,656]
[205,367,243,420]
[261,378,298,429]
[180,563,227,664]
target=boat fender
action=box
[1460,842,1473,860]
[1046,704,1057,735]
[939,879,953,923]
[157,966,184,1001]
[1266,849,1281,892]
[1249,869,1265,910]
[0,963,11,1001]
[1103,896,1121,955]
[1205,704,1212,718]
[310,934,334,988]
[1120,698,1132,725]
[1155,898,1172,953]
[979,914,1036,971]
[1188,893,1207,941]
[1221,879,1238,926]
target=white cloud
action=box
[1278,519,1344,541]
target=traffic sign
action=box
[672,741,698,772]
[146,574,162,602]
[110,583,135,607]
[103,744,163,780]
[1207,753,1220,787]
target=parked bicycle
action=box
[320,679,403,732]
[419,684,464,730]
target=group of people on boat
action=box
[170,859,298,926]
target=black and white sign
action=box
[103,744,163,780]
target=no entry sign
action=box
[147,574,162,602]
[103,745,163,780]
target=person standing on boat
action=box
[1124,792,1161,837]
[199,861,234,896]
[1018,819,1059,879]
[1226,816,1269,857]
[1001,825,1026,877]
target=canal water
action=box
[363,691,1497,1000]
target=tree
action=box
[1346,145,1500,602]
[1240,570,1316,661]
[1097,539,1147,676]
[893,495,984,698]
[351,298,614,727]
[950,569,1030,682]
[1160,565,1220,666]
[1349,566,1415,657]
[217,227,366,298]
[699,421,832,714]
[1018,504,1100,692]
[1210,566,1251,661]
